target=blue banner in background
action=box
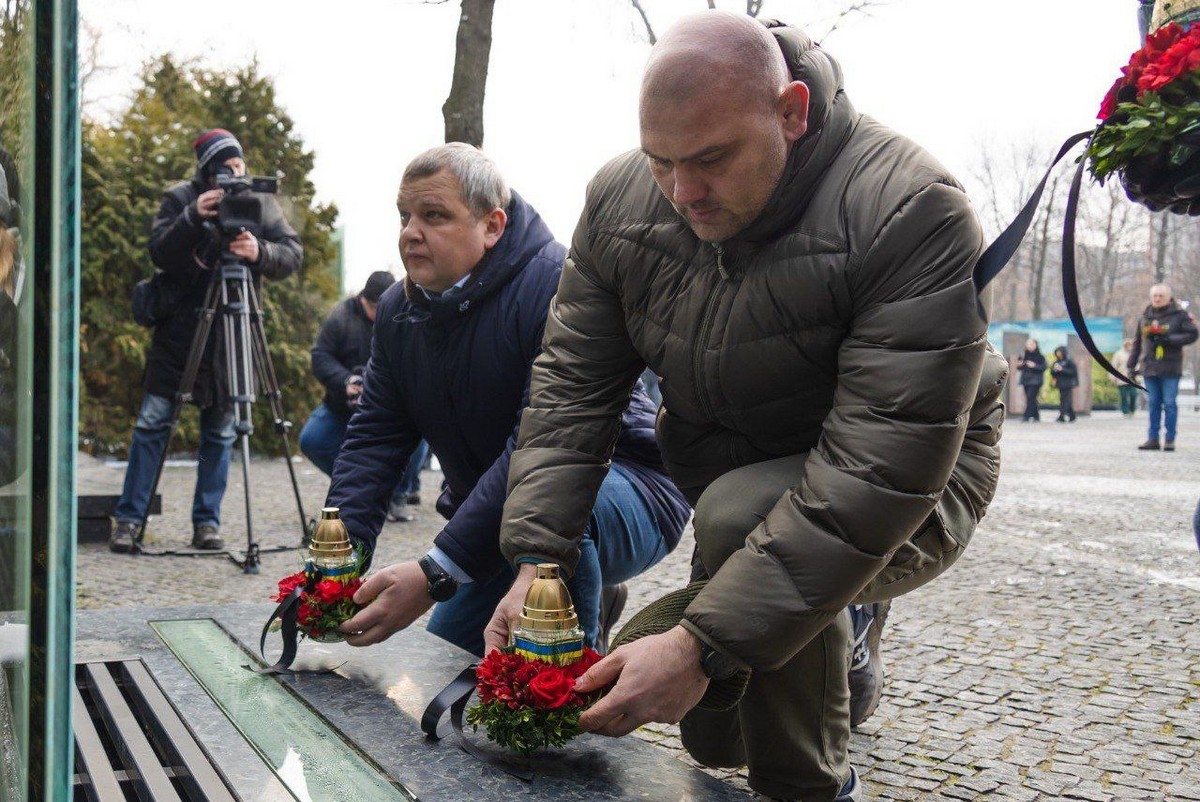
[988,317,1127,357]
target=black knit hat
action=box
[193,129,244,178]
[361,270,396,302]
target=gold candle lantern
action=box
[307,507,357,577]
[512,564,584,665]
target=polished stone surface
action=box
[77,604,749,802]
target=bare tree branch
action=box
[746,0,764,17]
[820,0,887,40]
[631,0,656,44]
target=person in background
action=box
[1051,346,1078,423]
[1130,284,1198,452]
[1111,338,1137,417]
[1016,339,1045,422]
[298,270,430,523]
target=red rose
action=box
[343,578,363,601]
[297,600,319,626]
[314,579,344,605]
[527,666,575,709]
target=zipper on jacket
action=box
[692,244,729,421]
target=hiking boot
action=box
[1164,440,1176,452]
[597,583,628,654]
[109,520,140,554]
[849,601,890,728]
[1138,439,1161,450]
[191,525,225,551]
[386,499,414,523]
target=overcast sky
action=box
[81,0,1141,293]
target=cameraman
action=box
[109,129,302,553]
[299,271,430,522]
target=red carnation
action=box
[527,666,575,709]
[273,571,307,602]
[564,647,603,679]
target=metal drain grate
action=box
[73,659,239,802]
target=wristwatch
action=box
[698,641,741,681]
[418,554,459,602]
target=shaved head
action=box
[640,12,789,116]
[637,11,808,242]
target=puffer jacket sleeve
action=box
[148,186,206,280]
[253,194,302,281]
[498,217,647,576]
[683,182,988,670]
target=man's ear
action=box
[483,207,508,249]
[780,80,810,143]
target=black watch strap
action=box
[699,643,740,681]
[418,554,458,602]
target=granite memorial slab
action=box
[76,604,751,802]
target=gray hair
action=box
[400,143,511,218]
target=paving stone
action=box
[75,410,1200,799]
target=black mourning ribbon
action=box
[256,585,304,674]
[420,665,536,782]
[973,128,1142,388]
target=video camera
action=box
[213,165,278,239]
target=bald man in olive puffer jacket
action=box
[486,14,1006,801]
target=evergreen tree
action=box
[80,56,340,455]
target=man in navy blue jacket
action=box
[329,144,690,656]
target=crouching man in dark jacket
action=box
[298,271,430,522]
[110,129,302,553]
[329,144,690,655]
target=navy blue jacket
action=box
[327,192,690,581]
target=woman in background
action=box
[1051,346,1078,423]
[1016,339,1046,422]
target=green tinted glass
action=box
[152,619,418,802]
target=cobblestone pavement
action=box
[77,410,1200,800]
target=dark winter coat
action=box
[498,23,1007,671]
[143,177,302,408]
[1128,300,1198,378]
[312,296,374,418]
[1051,354,1078,390]
[326,191,691,582]
[1017,349,1046,387]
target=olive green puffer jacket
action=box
[500,23,1006,671]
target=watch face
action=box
[430,577,457,603]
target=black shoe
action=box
[386,499,414,523]
[849,600,890,728]
[1138,439,1161,450]
[406,493,421,506]
[191,525,225,551]
[109,520,140,554]
[597,583,628,654]
[1164,440,1176,452]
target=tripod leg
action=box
[246,281,312,544]
[238,432,258,574]
[136,276,224,550]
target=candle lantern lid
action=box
[519,564,579,631]
[309,507,352,560]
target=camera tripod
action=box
[134,247,311,573]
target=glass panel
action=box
[151,619,418,802]
[0,0,37,799]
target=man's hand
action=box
[228,231,261,263]
[195,189,223,219]
[339,561,433,647]
[574,625,710,737]
[483,563,538,653]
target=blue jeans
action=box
[1145,375,1181,442]
[427,464,671,656]
[298,403,428,501]
[114,393,235,528]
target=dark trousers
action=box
[678,452,975,799]
[1119,384,1139,416]
[1058,388,1075,421]
[1022,385,1041,420]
